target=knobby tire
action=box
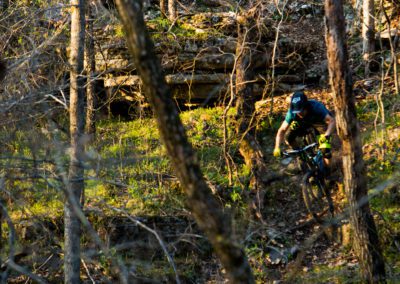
[302,171,334,222]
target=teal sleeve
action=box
[284,111,293,124]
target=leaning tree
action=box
[324,0,386,282]
[114,0,255,282]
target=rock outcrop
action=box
[92,1,328,107]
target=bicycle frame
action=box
[283,143,334,221]
[283,142,324,176]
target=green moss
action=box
[87,107,240,214]
[148,16,223,44]
[280,262,359,283]
[30,198,63,216]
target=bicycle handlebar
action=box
[282,142,318,157]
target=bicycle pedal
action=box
[281,157,293,166]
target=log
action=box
[104,74,230,87]
[104,75,141,87]
[376,28,399,39]
[165,73,229,84]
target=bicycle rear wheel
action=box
[302,172,334,222]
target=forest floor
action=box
[256,85,400,283]
[6,82,400,284]
[4,0,400,282]
[243,89,349,283]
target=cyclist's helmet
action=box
[290,91,308,114]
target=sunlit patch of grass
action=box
[93,107,240,214]
[295,264,360,283]
[30,198,64,217]
[148,15,224,43]
[181,107,235,145]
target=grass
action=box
[148,15,225,44]
[82,107,241,214]
[354,94,400,282]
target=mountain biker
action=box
[273,91,336,167]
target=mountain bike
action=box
[282,142,335,222]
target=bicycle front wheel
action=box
[302,172,334,222]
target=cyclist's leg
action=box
[285,125,310,171]
[285,125,309,149]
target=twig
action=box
[0,201,15,283]
[380,1,399,94]
[8,16,71,71]
[0,202,46,283]
[109,206,181,284]
[267,0,290,113]
[391,148,400,163]
[48,119,131,284]
[82,259,96,284]
[6,261,47,284]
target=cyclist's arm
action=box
[324,114,335,137]
[275,121,290,149]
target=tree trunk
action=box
[82,0,96,207]
[235,12,267,218]
[380,1,399,95]
[160,0,167,17]
[114,0,254,282]
[362,0,375,76]
[324,0,386,282]
[167,0,177,21]
[85,2,96,140]
[65,0,85,281]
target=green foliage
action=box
[148,16,223,44]
[87,107,240,214]
[114,24,125,38]
[292,264,360,284]
[355,94,400,281]
[4,84,400,282]
[148,17,171,31]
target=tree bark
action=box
[160,0,167,17]
[167,0,177,21]
[235,11,267,218]
[324,0,386,283]
[85,1,96,140]
[114,0,254,282]
[380,1,399,95]
[65,0,86,281]
[362,0,375,76]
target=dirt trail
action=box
[260,88,361,283]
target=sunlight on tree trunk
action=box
[65,0,86,281]
[167,0,176,21]
[114,0,255,282]
[159,0,167,18]
[324,0,386,282]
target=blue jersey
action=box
[284,100,331,125]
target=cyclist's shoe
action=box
[318,134,332,158]
[273,148,281,157]
[318,134,332,149]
